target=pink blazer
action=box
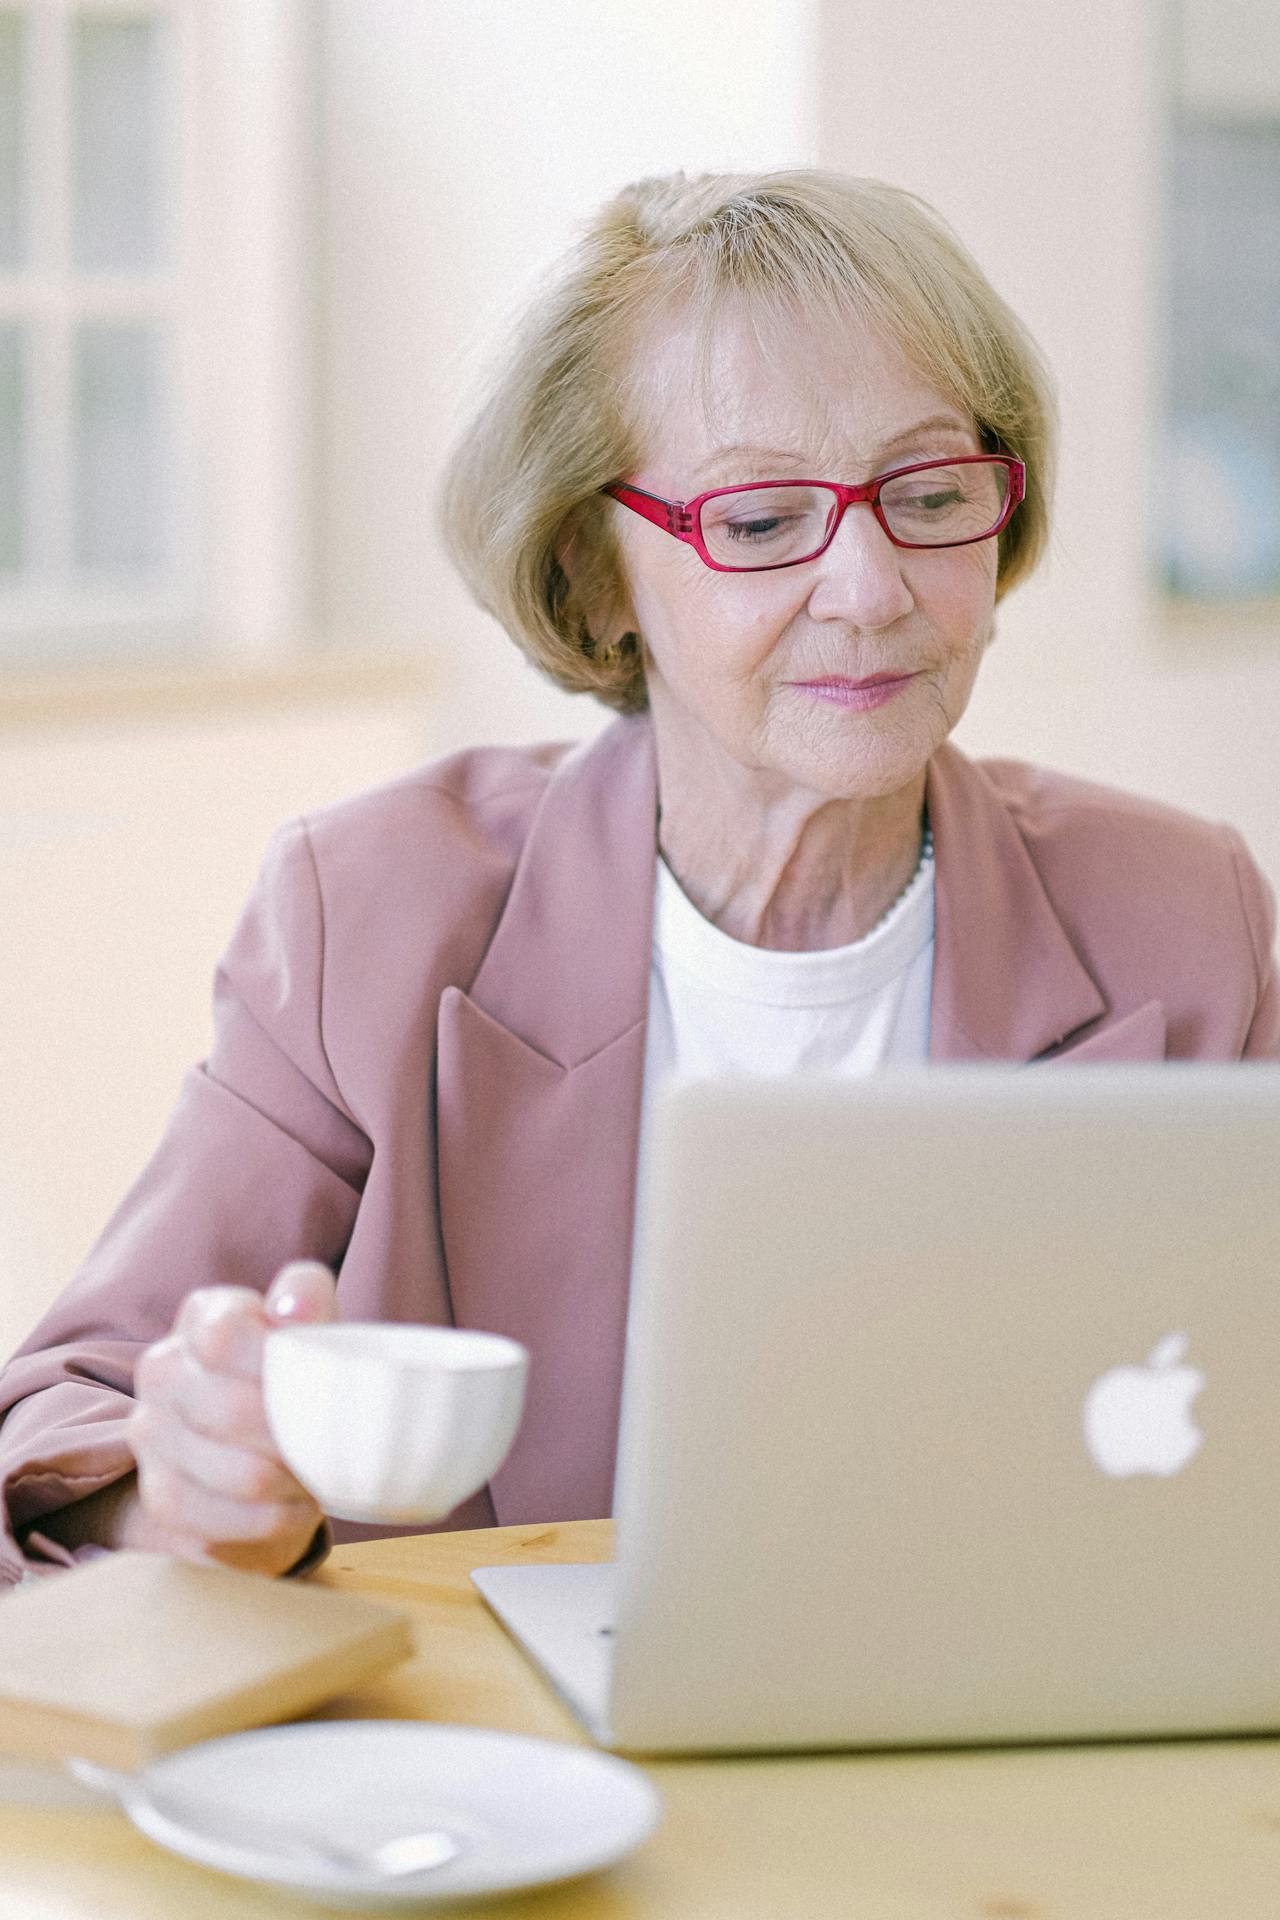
[2,713,1276,1584]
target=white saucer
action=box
[71,1721,661,1909]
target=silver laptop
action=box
[472,1065,1280,1753]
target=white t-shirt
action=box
[635,830,936,1209]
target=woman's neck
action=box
[655,760,929,953]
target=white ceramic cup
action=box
[261,1323,529,1525]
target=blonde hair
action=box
[437,169,1057,715]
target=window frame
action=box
[0,0,316,673]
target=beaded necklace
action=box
[865,818,934,940]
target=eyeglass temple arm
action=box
[602,483,692,536]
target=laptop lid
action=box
[605,1065,1280,1753]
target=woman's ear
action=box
[554,523,636,657]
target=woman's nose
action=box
[805,501,915,628]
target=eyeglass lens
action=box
[698,462,1011,566]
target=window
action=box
[1159,1,1280,604]
[0,0,315,675]
[0,0,202,668]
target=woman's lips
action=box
[793,673,917,711]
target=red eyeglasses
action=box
[601,455,1025,573]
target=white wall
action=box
[1179,0,1280,114]
[0,692,433,1356]
[318,0,818,758]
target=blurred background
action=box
[2,0,1278,1352]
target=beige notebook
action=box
[0,1551,414,1770]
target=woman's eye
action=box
[723,515,789,541]
[900,490,961,512]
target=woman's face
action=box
[608,307,1000,804]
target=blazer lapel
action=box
[435,716,658,1523]
[925,743,1167,1064]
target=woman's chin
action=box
[761,716,938,802]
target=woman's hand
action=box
[123,1260,339,1576]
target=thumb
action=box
[265,1259,339,1325]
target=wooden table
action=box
[3,1519,1280,1917]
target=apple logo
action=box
[1082,1332,1205,1478]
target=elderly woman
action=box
[1,170,1276,1585]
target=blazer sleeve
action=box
[1224,827,1280,1060]
[0,817,372,1587]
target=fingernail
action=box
[267,1259,333,1320]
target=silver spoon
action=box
[72,1761,465,1878]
